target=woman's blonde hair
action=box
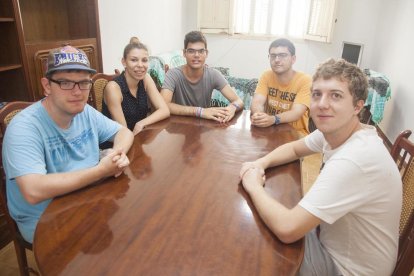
[123,36,148,59]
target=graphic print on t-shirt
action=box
[47,128,94,170]
[266,87,297,115]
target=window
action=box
[234,0,336,42]
[304,0,337,42]
[198,0,337,42]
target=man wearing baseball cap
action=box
[2,45,134,243]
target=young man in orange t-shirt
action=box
[251,38,311,135]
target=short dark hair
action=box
[184,31,207,49]
[312,58,368,105]
[268,38,295,55]
[123,37,148,59]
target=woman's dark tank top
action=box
[102,72,149,131]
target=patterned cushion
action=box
[148,56,166,89]
[210,76,258,110]
[212,67,230,77]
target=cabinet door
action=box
[0,0,30,102]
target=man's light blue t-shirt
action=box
[2,101,121,243]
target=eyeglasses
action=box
[268,53,290,61]
[185,48,208,55]
[49,79,93,90]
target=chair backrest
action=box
[0,101,33,228]
[0,102,37,276]
[390,130,414,276]
[0,101,33,135]
[90,72,120,112]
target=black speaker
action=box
[341,42,363,66]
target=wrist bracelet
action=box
[196,107,203,118]
[274,115,281,125]
[231,102,240,110]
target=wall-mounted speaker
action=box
[341,42,363,66]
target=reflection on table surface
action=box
[34,111,304,276]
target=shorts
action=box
[299,228,342,276]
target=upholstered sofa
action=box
[148,51,257,110]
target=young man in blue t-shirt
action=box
[2,46,134,243]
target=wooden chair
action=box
[0,101,39,276]
[89,70,120,112]
[390,130,414,276]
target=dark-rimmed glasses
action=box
[185,48,208,55]
[49,79,93,90]
[268,53,290,61]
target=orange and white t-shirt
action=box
[255,70,311,135]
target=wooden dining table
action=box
[34,111,304,276]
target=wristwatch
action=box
[274,115,281,125]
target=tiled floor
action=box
[301,153,322,194]
[0,242,38,276]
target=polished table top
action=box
[34,111,304,275]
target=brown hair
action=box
[312,58,368,105]
[268,38,295,55]
[123,37,148,59]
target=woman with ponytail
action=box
[102,37,169,135]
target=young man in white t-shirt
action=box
[240,58,402,275]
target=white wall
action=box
[99,0,412,142]
[203,0,382,78]
[98,0,191,73]
[98,0,383,77]
[370,0,414,143]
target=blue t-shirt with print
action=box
[2,101,121,243]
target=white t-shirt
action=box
[300,126,402,276]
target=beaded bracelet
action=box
[195,107,203,118]
[231,102,240,110]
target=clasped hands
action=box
[239,162,266,193]
[133,122,145,135]
[99,148,130,178]
[250,112,274,127]
[202,105,237,123]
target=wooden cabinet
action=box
[0,0,29,102]
[0,0,102,102]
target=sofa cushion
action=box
[210,76,258,110]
